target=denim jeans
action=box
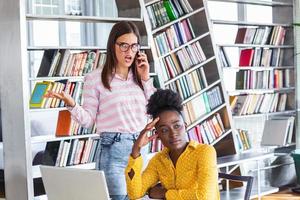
[110,195,128,200]
[95,132,146,198]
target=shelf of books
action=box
[142,0,239,162]
[207,0,292,6]
[32,137,99,179]
[208,0,296,197]
[210,0,296,151]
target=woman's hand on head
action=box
[135,51,150,81]
[131,117,159,159]
[44,90,76,107]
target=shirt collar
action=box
[114,68,133,81]
[161,141,198,157]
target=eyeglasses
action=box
[115,42,140,52]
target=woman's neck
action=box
[169,142,189,167]
[115,66,129,79]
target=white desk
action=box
[217,151,275,168]
[217,151,279,200]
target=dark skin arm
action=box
[130,118,167,199]
[148,183,167,199]
[131,117,160,158]
[128,118,160,179]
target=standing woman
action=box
[46,21,155,200]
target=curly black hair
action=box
[147,89,183,118]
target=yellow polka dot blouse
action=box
[125,141,220,200]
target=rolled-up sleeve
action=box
[68,72,100,128]
[125,155,159,199]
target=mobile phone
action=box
[135,50,145,64]
[135,51,141,64]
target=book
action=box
[286,116,295,144]
[239,48,254,66]
[55,110,73,137]
[229,96,238,110]
[29,81,53,108]
[37,49,58,77]
[55,49,71,76]
[235,71,245,90]
[235,28,247,44]
[163,0,177,21]
[218,47,230,67]
[48,50,62,77]
[261,117,294,146]
[42,141,62,166]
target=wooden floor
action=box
[255,189,300,200]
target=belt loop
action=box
[113,133,121,142]
[133,132,139,142]
[132,134,136,143]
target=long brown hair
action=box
[101,21,143,90]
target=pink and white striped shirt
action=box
[69,68,156,134]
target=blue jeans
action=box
[95,132,146,198]
[110,195,128,200]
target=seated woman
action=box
[125,89,220,200]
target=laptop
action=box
[40,165,110,200]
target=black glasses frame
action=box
[115,42,140,52]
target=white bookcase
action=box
[141,0,239,161]
[207,0,296,151]
[207,0,298,198]
[0,0,156,199]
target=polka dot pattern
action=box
[125,141,220,200]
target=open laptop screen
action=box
[40,165,110,200]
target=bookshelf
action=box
[207,0,297,197]
[141,0,239,162]
[0,0,158,199]
[209,0,296,150]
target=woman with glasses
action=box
[46,21,155,200]
[125,89,220,200]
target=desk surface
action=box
[217,151,275,168]
[220,184,279,200]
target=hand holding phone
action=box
[135,50,144,64]
[135,50,150,81]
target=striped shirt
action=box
[69,68,156,133]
